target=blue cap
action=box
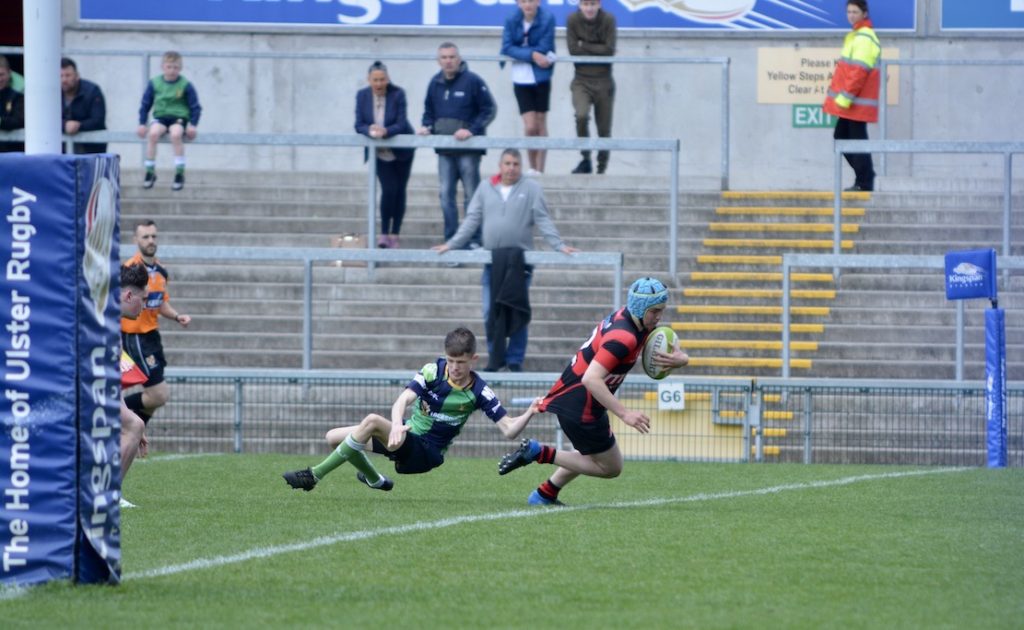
[627,277,668,319]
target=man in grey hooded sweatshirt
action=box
[434,148,578,371]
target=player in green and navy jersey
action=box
[283,327,540,492]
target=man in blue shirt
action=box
[418,42,497,247]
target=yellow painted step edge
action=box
[688,357,813,369]
[674,322,825,333]
[675,305,830,316]
[680,339,819,351]
[709,222,860,234]
[716,206,866,216]
[689,272,834,283]
[697,255,782,265]
[704,238,855,249]
[753,428,789,437]
[682,288,836,299]
[722,190,871,200]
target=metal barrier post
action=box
[233,378,244,453]
[303,258,313,370]
[613,256,623,310]
[956,300,964,381]
[1004,151,1013,288]
[802,388,812,464]
[670,142,680,281]
[741,387,752,463]
[721,59,731,190]
[367,144,378,274]
[751,384,763,463]
[782,258,791,379]
[832,148,843,278]
[879,59,888,176]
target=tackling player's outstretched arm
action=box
[495,397,542,440]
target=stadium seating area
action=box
[121,169,1024,381]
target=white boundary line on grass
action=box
[127,467,966,581]
[136,453,225,464]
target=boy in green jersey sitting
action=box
[137,51,202,191]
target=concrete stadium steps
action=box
[174,263,625,289]
[120,173,709,272]
[160,259,619,371]
[120,171,1023,379]
[702,238,855,251]
[680,190,863,374]
[708,222,860,234]
[122,199,691,224]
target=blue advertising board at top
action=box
[943,0,1024,30]
[80,0,917,31]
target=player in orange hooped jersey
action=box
[121,220,191,427]
[498,277,689,506]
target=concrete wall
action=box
[60,12,1024,190]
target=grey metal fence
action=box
[780,253,1024,380]
[877,59,1024,175]
[832,139,1024,259]
[150,369,1023,468]
[0,45,731,188]
[0,129,684,277]
[155,244,624,370]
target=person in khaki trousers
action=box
[567,0,617,175]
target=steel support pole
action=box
[22,0,62,154]
[782,260,791,379]
[670,143,680,281]
[303,259,313,370]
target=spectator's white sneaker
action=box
[525,168,542,177]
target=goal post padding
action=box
[1,153,122,586]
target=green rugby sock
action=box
[310,445,348,480]
[311,435,382,483]
[341,437,383,485]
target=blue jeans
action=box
[437,152,482,243]
[481,264,532,368]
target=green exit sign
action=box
[792,104,838,128]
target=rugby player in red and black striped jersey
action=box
[498,277,689,505]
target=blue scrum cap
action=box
[627,277,668,319]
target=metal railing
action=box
[780,253,1024,379]
[832,140,1023,261]
[151,368,1023,467]
[0,129,684,277]
[157,244,623,370]
[877,59,1024,175]
[0,45,731,188]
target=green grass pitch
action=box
[3,454,1022,628]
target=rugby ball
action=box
[642,326,678,380]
